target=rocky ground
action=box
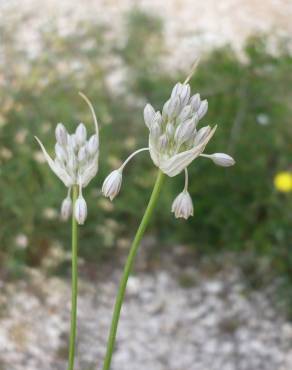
[0,247,292,370]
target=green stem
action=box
[102,170,165,370]
[67,185,79,370]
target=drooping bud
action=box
[143,104,156,128]
[61,196,72,221]
[171,191,194,219]
[75,123,87,145]
[190,94,201,111]
[87,134,99,156]
[74,194,87,225]
[102,169,123,201]
[208,153,235,167]
[197,100,208,120]
[55,123,68,146]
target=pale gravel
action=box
[0,252,292,370]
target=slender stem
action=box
[67,185,79,370]
[102,170,165,370]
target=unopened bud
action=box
[75,123,87,145]
[102,169,123,201]
[55,143,67,162]
[174,118,196,144]
[87,134,99,155]
[143,104,156,128]
[74,194,87,225]
[197,100,208,120]
[55,123,68,146]
[171,191,194,219]
[194,126,211,145]
[171,82,183,98]
[61,196,72,221]
[178,105,192,122]
[179,84,191,106]
[209,153,235,167]
[78,146,87,163]
[168,96,181,118]
[190,94,201,111]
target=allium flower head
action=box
[102,68,235,220]
[145,82,216,177]
[35,93,99,224]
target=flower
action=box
[102,169,123,200]
[274,172,292,193]
[35,93,99,224]
[102,78,235,220]
[171,190,193,219]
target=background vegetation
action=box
[0,9,291,296]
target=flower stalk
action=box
[68,185,79,370]
[102,170,165,370]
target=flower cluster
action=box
[36,93,99,224]
[102,82,235,219]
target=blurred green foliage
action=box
[0,8,291,283]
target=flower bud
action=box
[197,100,208,120]
[171,82,183,98]
[162,99,170,119]
[177,105,192,123]
[78,146,87,163]
[61,196,72,221]
[194,126,211,145]
[74,194,87,225]
[174,118,197,145]
[209,153,235,167]
[55,123,68,146]
[190,94,201,111]
[168,96,181,118]
[171,191,194,219]
[75,123,87,145]
[179,84,191,106]
[158,134,168,151]
[143,104,156,128]
[55,143,67,162]
[102,169,122,201]
[166,122,175,138]
[87,134,99,156]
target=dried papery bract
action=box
[35,93,99,370]
[101,62,235,370]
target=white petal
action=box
[35,136,73,187]
[197,100,208,120]
[159,126,217,177]
[171,191,193,219]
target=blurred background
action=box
[0,0,292,369]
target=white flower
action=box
[102,77,235,219]
[171,168,194,219]
[171,190,193,219]
[102,169,123,201]
[61,192,72,221]
[35,92,99,224]
[74,194,87,225]
[146,82,218,177]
